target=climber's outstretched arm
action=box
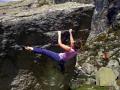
[69,29,75,48]
[58,31,71,51]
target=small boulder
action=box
[96,67,119,90]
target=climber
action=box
[24,29,81,71]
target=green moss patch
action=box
[74,85,109,90]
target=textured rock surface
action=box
[87,0,120,42]
[0,2,94,90]
[73,25,120,89]
[0,0,94,6]
[66,0,120,89]
[54,0,94,4]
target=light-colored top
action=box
[59,48,77,61]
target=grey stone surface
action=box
[87,0,120,42]
[0,2,94,90]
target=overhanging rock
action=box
[0,3,94,90]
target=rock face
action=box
[68,0,120,89]
[74,19,120,90]
[0,2,94,90]
[54,0,93,4]
[0,0,94,11]
[87,0,120,42]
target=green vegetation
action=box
[74,85,109,90]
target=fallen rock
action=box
[96,67,119,90]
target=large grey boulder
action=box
[0,2,94,90]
